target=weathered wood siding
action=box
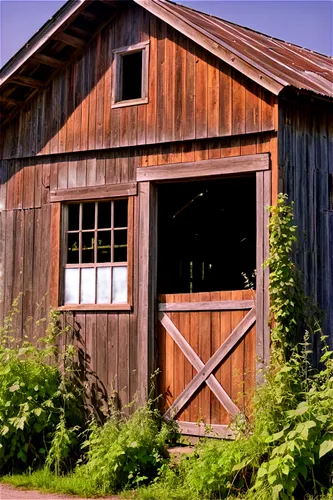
[278,95,333,350]
[0,133,277,404]
[0,2,280,407]
[158,290,256,426]
[0,3,276,160]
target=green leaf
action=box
[257,467,267,478]
[17,449,27,463]
[295,465,308,480]
[319,439,333,459]
[1,425,9,436]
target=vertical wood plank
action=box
[49,202,61,307]
[23,209,34,341]
[230,290,245,410]
[256,171,265,379]
[198,292,211,423]
[232,70,246,136]
[195,48,208,139]
[207,54,219,138]
[137,182,157,402]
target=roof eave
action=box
[136,0,285,95]
[0,0,86,86]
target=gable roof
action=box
[1,0,332,125]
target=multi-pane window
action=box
[63,199,128,305]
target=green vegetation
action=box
[135,194,333,499]
[0,304,83,474]
[1,194,333,499]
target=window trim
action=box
[58,196,134,312]
[111,40,150,109]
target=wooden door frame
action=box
[136,153,271,401]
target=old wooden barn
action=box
[0,0,332,437]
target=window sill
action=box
[58,304,132,312]
[111,97,148,109]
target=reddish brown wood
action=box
[49,202,61,307]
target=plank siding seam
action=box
[1,129,277,162]
[137,153,269,182]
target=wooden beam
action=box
[159,300,255,312]
[137,182,158,403]
[0,96,24,106]
[263,170,272,365]
[98,0,120,7]
[160,312,240,418]
[9,75,44,88]
[176,421,234,439]
[53,32,85,49]
[31,53,63,68]
[79,10,99,21]
[164,308,256,420]
[0,0,85,85]
[256,171,264,378]
[137,154,270,182]
[50,182,137,202]
[49,203,61,307]
[67,26,90,39]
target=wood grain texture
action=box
[159,300,255,312]
[158,292,257,426]
[1,4,275,161]
[50,181,137,202]
[279,98,333,354]
[137,153,269,182]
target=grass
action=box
[2,469,333,499]
[1,468,126,498]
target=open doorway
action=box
[157,175,256,294]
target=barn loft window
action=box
[112,41,149,108]
[157,177,256,294]
[63,199,129,306]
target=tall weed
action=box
[137,195,333,500]
[76,400,175,494]
[0,303,84,473]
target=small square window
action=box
[112,41,149,108]
[62,199,129,306]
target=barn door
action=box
[156,172,270,437]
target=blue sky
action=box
[0,0,332,68]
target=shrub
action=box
[0,303,84,473]
[136,194,333,500]
[76,401,175,494]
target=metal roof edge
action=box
[0,0,85,86]
[136,0,285,95]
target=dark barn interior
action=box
[157,176,256,294]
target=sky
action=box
[0,0,332,69]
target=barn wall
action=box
[278,95,333,349]
[0,132,277,404]
[0,3,276,161]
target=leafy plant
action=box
[75,400,174,494]
[0,303,84,473]
[135,194,333,500]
